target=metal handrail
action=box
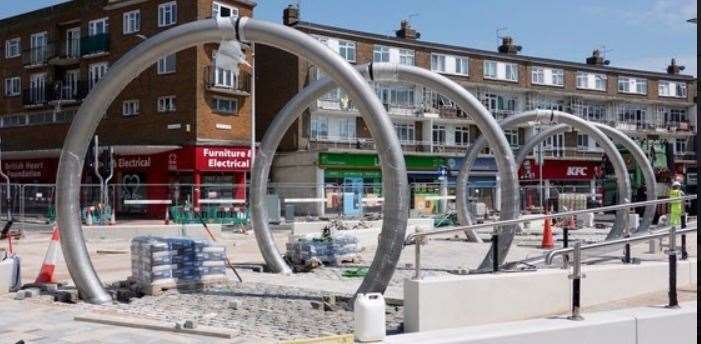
[406,195,697,242]
[544,225,697,265]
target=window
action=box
[158,96,176,112]
[399,49,415,65]
[455,57,468,75]
[88,17,109,36]
[29,73,47,104]
[573,102,607,122]
[337,117,356,140]
[674,138,687,155]
[432,125,446,145]
[89,62,108,90]
[122,99,140,116]
[5,38,20,58]
[213,97,237,114]
[481,92,517,118]
[65,27,80,58]
[29,32,48,65]
[394,123,415,143]
[658,80,687,98]
[531,66,564,86]
[505,130,519,148]
[373,45,390,63]
[504,63,518,81]
[484,61,518,81]
[618,76,647,95]
[577,134,590,151]
[577,71,607,91]
[617,104,647,127]
[212,2,238,18]
[338,40,356,62]
[431,54,447,72]
[157,54,176,74]
[63,69,80,99]
[483,61,497,78]
[4,77,20,97]
[455,126,469,146]
[311,115,329,139]
[158,1,177,27]
[123,10,141,34]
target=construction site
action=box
[0,1,698,343]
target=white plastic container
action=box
[354,293,386,342]
[628,213,640,231]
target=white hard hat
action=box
[672,181,681,187]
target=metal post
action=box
[414,227,422,280]
[623,234,631,264]
[562,227,570,267]
[681,234,688,260]
[492,233,499,273]
[666,226,679,308]
[568,241,584,320]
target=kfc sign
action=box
[519,160,598,180]
[566,166,588,177]
[195,146,251,171]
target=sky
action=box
[1,0,697,76]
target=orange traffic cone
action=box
[541,213,555,249]
[35,226,61,284]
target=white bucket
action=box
[628,213,640,231]
[354,293,386,342]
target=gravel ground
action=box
[71,281,404,342]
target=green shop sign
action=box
[318,153,447,171]
[325,169,382,179]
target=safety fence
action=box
[0,182,602,225]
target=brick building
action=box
[0,0,256,216]
[256,5,697,215]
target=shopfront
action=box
[519,159,601,209]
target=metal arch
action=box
[457,110,632,268]
[251,62,520,293]
[55,18,408,304]
[515,124,656,233]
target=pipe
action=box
[514,124,656,233]
[251,63,520,291]
[457,111,632,262]
[56,17,408,304]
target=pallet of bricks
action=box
[286,233,360,266]
[130,236,228,296]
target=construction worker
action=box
[668,181,684,227]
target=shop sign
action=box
[319,153,447,171]
[117,156,151,169]
[195,146,251,171]
[2,160,48,179]
[519,160,600,180]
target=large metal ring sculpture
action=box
[515,123,656,233]
[56,18,409,304]
[252,63,521,294]
[457,110,632,264]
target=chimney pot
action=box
[667,58,686,74]
[283,4,300,26]
[497,36,521,54]
[396,19,420,40]
[586,49,608,65]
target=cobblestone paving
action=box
[76,282,404,342]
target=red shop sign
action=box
[519,159,601,180]
[2,159,54,179]
[195,146,251,172]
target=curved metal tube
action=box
[56,18,408,303]
[252,62,520,285]
[514,124,656,233]
[457,110,631,254]
[593,124,656,233]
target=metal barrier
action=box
[408,195,697,320]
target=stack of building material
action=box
[130,236,227,295]
[286,233,360,266]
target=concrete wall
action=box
[271,151,324,216]
[388,302,696,344]
[404,259,697,332]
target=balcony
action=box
[22,45,53,68]
[49,38,81,66]
[308,136,376,151]
[47,80,88,105]
[81,33,110,57]
[22,87,47,107]
[205,66,251,96]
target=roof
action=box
[294,21,696,81]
